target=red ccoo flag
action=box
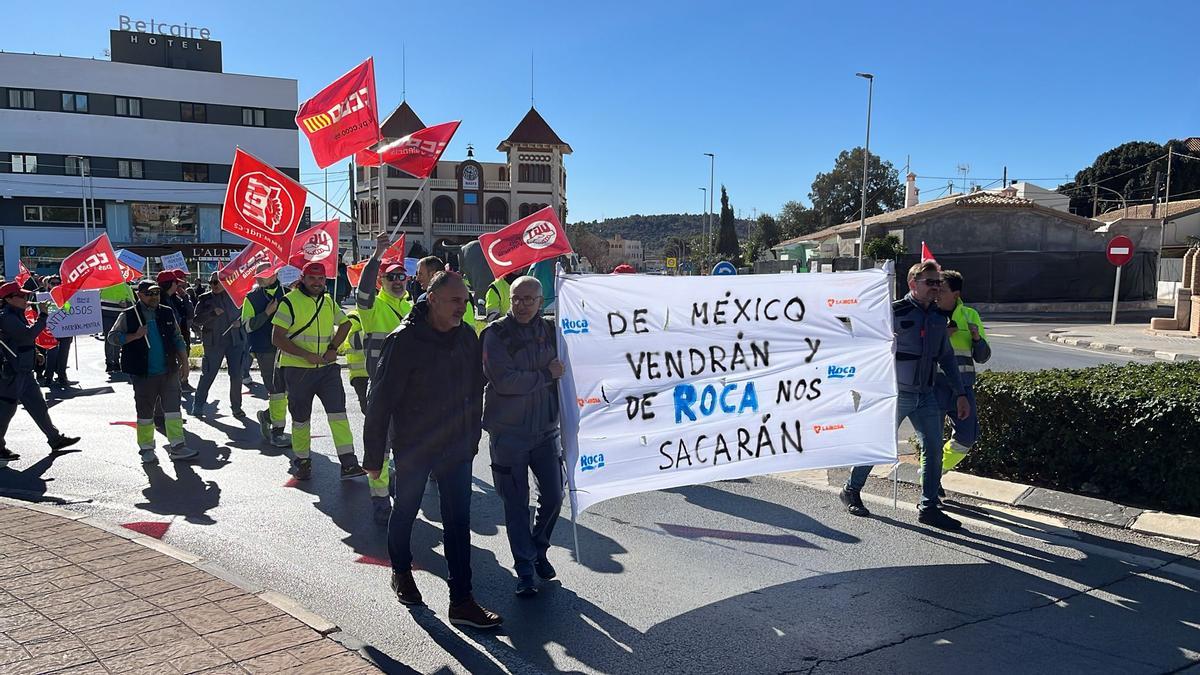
[375,121,461,179]
[221,148,307,262]
[296,58,380,169]
[50,234,124,307]
[921,241,937,264]
[478,206,572,280]
[288,219,340,278]
[218,242,282,308]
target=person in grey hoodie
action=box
[191,272,247,418]
[481,276,564,598]
[840,261,970,530]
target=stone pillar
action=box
[1186,247,1200,291]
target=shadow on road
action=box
[135,460,221,525]
[0,449,82,503]
[665,483,861,545]
[44,386,114,409]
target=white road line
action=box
[987,333,1014,338]
[1028,335,1139,359]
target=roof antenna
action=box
[402,44,406,102]
[531,49,535,108]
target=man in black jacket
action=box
[481,276,564,597]
[191,272,246,418]
[363,271,501,630]
[0,282,80,462]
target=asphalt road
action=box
[1,333,1196,674]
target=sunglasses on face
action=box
[385,273,406,281]
[141,290,161,297]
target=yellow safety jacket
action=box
[342,310,369,380]
[271,288,347,368]
[485,277,511,321]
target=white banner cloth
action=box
[555,269,897,515]
[46,290,102,337]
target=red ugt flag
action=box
[221,148,307,262]
[288,219,340,278]
[218,243,282,309]
[51,234,124,307]
[478,206,572,280]
[118,260,143,282]
[374,121,461,179]
[296,58,380,169]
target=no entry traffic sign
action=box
[1106,235,1134,266]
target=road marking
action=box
[987,333,1014,338]
[1028,335,1142,359]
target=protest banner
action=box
[159,251,189,273]
[296,57,380,169]
[479,206,572,280]
[217,242,279,308]
[555,269,897,516]
[288,219,339,278]
[46,289,102,337]
[221,148,306,261]
[50,234,124,308]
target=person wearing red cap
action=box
[272,262,363,481]
[158,269,195,393]
[0,282,80,463]
[611,264,636,274]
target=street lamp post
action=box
[69,155,89,240]
[704,152,715,264]
[698,187,707,273]
[855,72,874,270]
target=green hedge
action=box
[967,361,1200,515]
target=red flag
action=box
[288,219,340,278]
[345,234,404,289]
[921,241,937,264]
[376,121,460,179]
[51,234,124,307]
[118,260,143,283]
[478,206,572,280]
[221,148,307,262]
[346,260,368,289]
[354,147,381,167]
[25,306,58,350]
[14,261,31,288]
[296,58,380,169]
[382,234,406,264]
[218,243,282,308]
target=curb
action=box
[1046,332,1199,362]
[0,497,353,638]
[869,466,1200,544]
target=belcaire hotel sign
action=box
[109,15,222,73]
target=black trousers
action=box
[0,371,60,450]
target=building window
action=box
[399,200,421,224]
[23,205,103,224]
[118,159,144,179]
[130,203,196,244]
[64,156,90,176]
[182,163,209,182]
[115,96,142,117]
[356,166,366,182]
[498,166,509,182]
[10,154,37,173]
[519,164,550,183]
[486,198,508,225]
[387,166,403,178]
[388,199,401,226]
[61,92,89,113]
[433,196,456,223]
[242,108,265,127]
[180,102,207,123]
[7,89,34,110]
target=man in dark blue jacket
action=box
[481,276,564,598]
[841,261,971,530]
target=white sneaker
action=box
[140,449,158,464]
[167,445,198,461]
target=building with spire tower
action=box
[353,103,570,258]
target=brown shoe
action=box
[391,570,423,606]
[448,597,503,629]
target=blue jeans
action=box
[489,434,564,578]
[194,343,244,412]
[388,455,474,604]
[846,390,947,512]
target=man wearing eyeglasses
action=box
[840,261,970,530]
[0,282,80,463]
[481,276,564,597]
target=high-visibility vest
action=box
[271,289,347,369]
[948,299,986,376]
[99,282,135,313]
[357,288,412,378]
[485,277,511,319]
[342,311,369,380]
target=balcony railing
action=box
[428,179,457,189]
[433,222,504,236]
[484,181,511,191]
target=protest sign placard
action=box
[115,249,147,271]
[160,251,189,273]
[555,269,897,516]
[277,266,302,286]
[46,289,102,337]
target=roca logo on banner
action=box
[580,453,606,472]
[561,317,589,335]
[523,220,557,250]
[236,172,293,234]
[301,230,333,260]
[827,365,856,379]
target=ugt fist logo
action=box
[301,230,334,261]
[237,173,293,234]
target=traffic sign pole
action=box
[1105,235,1134,326]
[1110,264,1122,326]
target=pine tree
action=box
[716,186,740,265]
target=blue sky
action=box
[10,1,1198,222]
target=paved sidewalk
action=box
[1047,323,1200,361]
[0,502,381,675]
